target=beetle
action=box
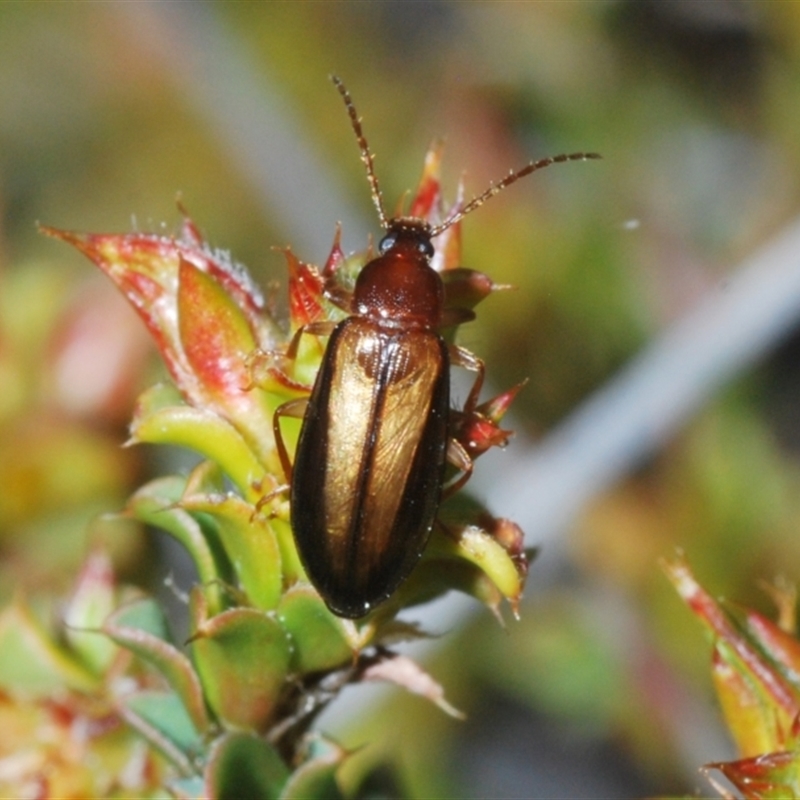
[274,76,599,618]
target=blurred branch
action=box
[479,216,800,564]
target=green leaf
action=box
[0,601,98,697]
[383,558,503,622]
[107,595,174,642]
[183,459,228,496]
[177,257,258,404]
[43,224,281,413]
[425,524,524,605]
[104,598,210,733]
[190,604,291,732]
[441,267,498,312]
[277,585,355,673]
[130,398,265,501]
[205,732,289,800]
[711,644,783,759]
[664,556,800,756]
[119,690,204,774]
[41,228,192,393]
[127,477,225,615]
[271,516,307,587]
[280,737,346,800]
[181,493,283,611]
[63,550,118,675]
[131,380,184,415]
[381,521,529,622]
[744,609,800,694]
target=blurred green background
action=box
[3,2,800,797]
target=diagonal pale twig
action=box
[478,216,800,561]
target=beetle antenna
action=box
[430,152,601,237]
[331,75,389,230]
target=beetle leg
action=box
[443,436,473,498]
[322,282,353,313]
[248,320,337,394]
[254,481,290,518]
[245,349,312,392]
[273,396,309,482]
[285,320,337,360]
[450,344,485,413]
[441,345,485,497]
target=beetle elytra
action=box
[274,77,599,618]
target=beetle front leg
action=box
[247,320,337,394]
[285,320,337,361]
[322,282,353,313]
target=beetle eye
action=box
[418,239,434,258]
[379,233,397,254]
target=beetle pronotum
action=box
[274,76,599,618]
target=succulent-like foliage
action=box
[0,551,168,798]
[13,148,529,796]
[665,556,800,799]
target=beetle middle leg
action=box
[450,344,485,414]
[273,396,308,484]
[270,318,337,470]
[267,319,337,487]
[253,396,310,517]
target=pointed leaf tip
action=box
[363,652,465,719]
[206,733,289,800]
